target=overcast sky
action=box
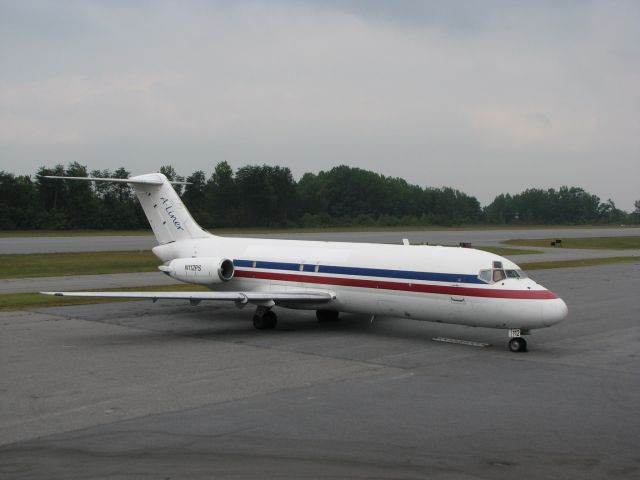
[1,0,639,209]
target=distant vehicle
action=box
[42,173,567,352]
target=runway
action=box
[1,263,638,479]
[2,226,639,254]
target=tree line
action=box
[0,162,637,230]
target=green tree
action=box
[183,170,210,226]
[159,165,184,195]
[206,161,239,227]
[36,164,70,228]
[64,162,98,228]
[0,172,38,229]
[89,167,142,229]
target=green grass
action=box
[520,256,639,270]
[399,244,542,255]
[0,251,159,279]
[0,284,208,311]
[504,236,640,250]
[0,229,151,238]
[469,246,541,256]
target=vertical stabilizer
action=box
[129,173,211,245]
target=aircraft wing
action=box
[41,290,334,305]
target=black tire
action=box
[253,314,267,330]
[263,310,278,329]
[316,310,340,322]
[508,337,527,353]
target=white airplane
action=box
[42,173,568,352]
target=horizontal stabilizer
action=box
[41,172,206,244]
[41,175,190,186]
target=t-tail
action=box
[42,173,211,245]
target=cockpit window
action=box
[493,269,506,282]
[480,265,527,284]
[479,269,492,283]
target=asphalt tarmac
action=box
[2,226,639,254]
[1,263,638,479]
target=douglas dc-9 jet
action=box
[42,173,567,352]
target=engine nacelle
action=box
[160,257,234,285]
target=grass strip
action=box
[504,236,640,250]
[397,244,542,255]
[471,246,541,256]
[0,229,151,238]
[520,256,639,270]
[0,251,159,279]
[0,284,208,312]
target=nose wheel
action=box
[507,329,528,352]
[508,337,527,352]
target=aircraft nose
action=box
[542,297,568,326]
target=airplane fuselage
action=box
[152,236,568,331]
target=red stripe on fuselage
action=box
[234,269,558,300]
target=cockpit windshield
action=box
[479,266,528,283]
[506,269,528,279]
[479,270,492,283]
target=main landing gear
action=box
[252,309,341,330]
[253,306,277,330]
[508,329,528,352]
[316,310,340,322]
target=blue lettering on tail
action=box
[159,197,184,230]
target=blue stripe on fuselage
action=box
[232,259,485,284]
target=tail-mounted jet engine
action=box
[159,257,234,285]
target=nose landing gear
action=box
[508,337,527,352]
[508,328,528,352]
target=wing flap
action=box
[41,290,334,304]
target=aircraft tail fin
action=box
[42,174,212,245]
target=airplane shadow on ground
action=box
[51,300,500,350]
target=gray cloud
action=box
[1,0,639,210]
